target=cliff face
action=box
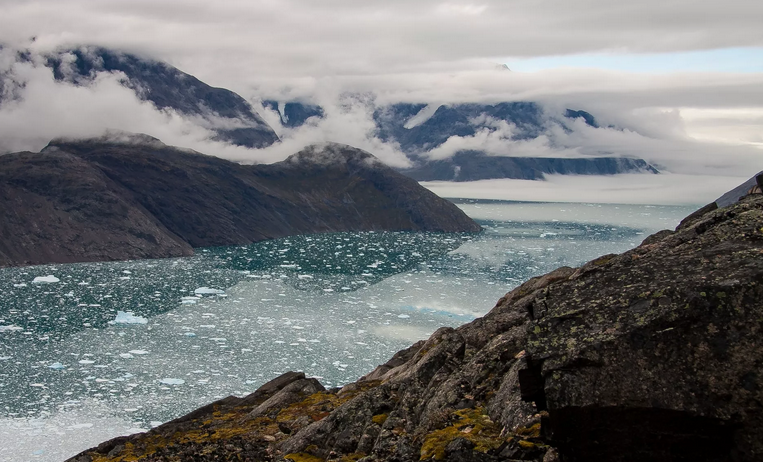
[0,138,480,267]
[68,193,763,461]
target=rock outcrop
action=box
[68,191,763,461]
[0,137,480,267]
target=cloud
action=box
[421,173,750,206]
[1,1,762,88]
[0,2,760,180]
[251,94,412,167]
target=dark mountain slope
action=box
[374,102,547,153]
[69,190,763,462]
[0,149,193,266]
[44,47,279,148]
[0,137,479,267]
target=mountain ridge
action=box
[1,45,660,181]
[0,137,480,267]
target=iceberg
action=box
[108,311,148,325]
[194,287,225,295]
[159,378,185,385]
[32,275,59,283]
[0,325,23,333]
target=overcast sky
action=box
[0,0,762,201]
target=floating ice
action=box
[68,423,94,430]
[119,353,134,359]
[194,287,225,295]
[12,283,27,287]
[108,311,148,325]
[128,350,149,355]
[32,275,59,283]
[397,314,410,319]
[48,362,66,370]
[0,325,23,333]
[78,360,95,365]
[158,378,185,385]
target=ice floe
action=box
[194,287,225,295]
[158,378,185,385]
[108,311,148,325]
[0,325,23,333]
[32,275,59,283]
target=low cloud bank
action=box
[421,173,749,206]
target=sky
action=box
[0,0,762,203]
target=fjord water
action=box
[0,201,695,461]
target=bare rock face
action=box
[0,137,480,267]
[67,194,763,462]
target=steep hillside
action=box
[0,137,480,267]
[68,189,763,461]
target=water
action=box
[0,201,695,461]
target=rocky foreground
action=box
[0,137,479,267]
[68,193,763,461]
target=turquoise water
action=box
[0,201,696,461]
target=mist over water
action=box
[0,201,696,461]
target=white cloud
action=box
[0,1,760,183]
[421,173,749,206]
[435,3,488,16]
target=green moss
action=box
[372,413,389,425]
[591,255,614,266]
[337,453,366,462]
[419,408,503,460]
[285,453,324,462]
[514,423,541,438]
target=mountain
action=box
[67,184,763,462]
[0,135,480,267]
[42,47,279,148]
[263,100,325,128]
[373,102,549,153]
[2,45,658,180]
[272,99,659,179]
[402,150,659,181]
